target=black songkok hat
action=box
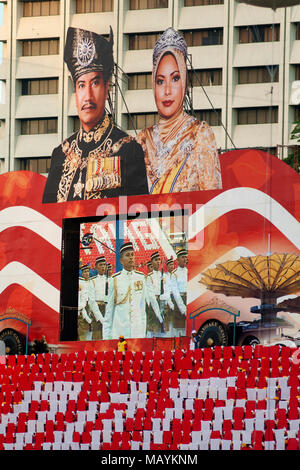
[64,26,114,83]
[151,251,160,261]
[81,264,90,272]
[120,242,134,254]
[177,248,188,257]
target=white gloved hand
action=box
[81,308,92,324]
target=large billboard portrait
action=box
[42,25,222,203]
[77,212,187,341]
[42,27,149,203]
[136,27,222,194]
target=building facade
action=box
[0,0,300,175]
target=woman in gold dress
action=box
[136,28,222,195]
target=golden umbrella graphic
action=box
[199,253,300,322]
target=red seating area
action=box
[0,345,299,450]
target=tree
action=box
[290,117,300,143]
[287,118,300,173]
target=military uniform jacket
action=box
[42,113,149,203]
[172,266,187,294]
[78,278,104,323]
[147,270,173,308]
[103,269,153,340]
[93,274,111,303]
[170,266,188,316]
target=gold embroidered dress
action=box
[137,111,222,194]
[136,27,222,195]
[43,112,148,203]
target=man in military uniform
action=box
[91,256,111,339]
[78,264,104,341]
[103,242,162,340]
[146,261,153,274]
[42,26,148,203]
[146,251,174,337]
[163,258,176,335]
[106,263,113,277]
[171,248,188,336]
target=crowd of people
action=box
[77,243,188,341]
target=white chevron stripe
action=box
[0,206,62,250]
[147,218,177,259]
[0,261,60,312]
[188,187,300,250]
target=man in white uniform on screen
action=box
[171,248,188,336]
[78,264,104,340]
[146,252,175,337]
[103,242,163,340]
[92,256,111,339]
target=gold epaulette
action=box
[134,270,145,276]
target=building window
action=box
[188,68,222,86]
[238,24,280,44]
[183,28,223,47]
[237,66,279,84]
[194,109,221,126]
[294,65,300,80]
[295,23,300,40]
[237,107,278,125]
[21,78,59,95]
[127,112,159,130]
[76,0,113,13]
[22,39,59,56]
[184,0,224,5]
[129,0,168,9]
[128,32,161,50]
[127,73,152,90]
[294,106,300,121]
[20,118,58,135]
[19,157,52,174]
[22,1,60,16]
[72,116,81,132]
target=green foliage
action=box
[287,118,300,173]
[283,152,300,173]
[291,117,300,142]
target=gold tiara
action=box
[153,28,187,66]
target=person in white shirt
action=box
[146,251,174,337]
[163,258,176,335]
[171,248,188,336]
[103,242,162,340]
[190,330,198,350]
[78,265,104,341]
[92,256,111,339]
[146,260,153,274]
[106,262,113,277]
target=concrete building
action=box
[0,0,300,175]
